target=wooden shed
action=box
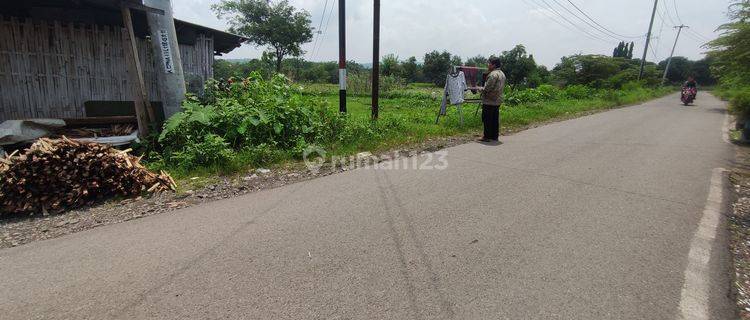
[0,0,245,123]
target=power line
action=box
[682,30,707,43]
[564,0,644,39]
[686,28,710,41]
[312,0,337,60]
[669,0,711,41]
[670,0,709,43]
[535,0,614,43]
[672,0,684,24]
[308,0,329,59]
[652,7,667,60]
[549,0,624,41]
[521,0,581,35]
[660,0,678,27]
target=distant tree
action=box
[552,54,657,87]
[381,54,401,77]
[657,56,693,83]
[527,65,551,88]
[691,57,717,85]
[627,42,635,59]
[212,58,274,80]
[213,0,314,73]
[423,50,452,86]
[612,41,635,59]
[450,55,463,67]
[657,56,717,85]
[613,42,623,58]
[213,59,235,79]
[466,55,488,67]
[399,56,420,82]
[498,44,538,87]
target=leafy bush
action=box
[729,89,750,116]
[504,85,561,106]
[152,72,416,171]
[157,73,333,169]
[563,85,593,99]
[168,133,235,169]
[347,72,404,96]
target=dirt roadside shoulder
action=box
[0,94,676,249]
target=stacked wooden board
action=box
[0,137,175,215]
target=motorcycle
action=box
[681,87,697,106]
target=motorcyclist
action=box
[683,76,698,98]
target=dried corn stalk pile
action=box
[0,137,175,215]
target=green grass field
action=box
[298,83,673,156]
[158,82,673,182]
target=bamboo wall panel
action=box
[0,16,215,121]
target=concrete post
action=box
[143,0,186,119]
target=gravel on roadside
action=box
[0,103,645,250]
[0,135,473,249]
[728,139,750,319]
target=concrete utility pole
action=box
[371,0,380,120]
[338,0,347,113]
[662,25,689,85]
[143,0,186,119]
[639,0,659,80]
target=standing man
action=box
[480,57,507,142]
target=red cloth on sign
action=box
[460,67,480,87]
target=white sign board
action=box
[158,30,174,73]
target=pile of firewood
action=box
[0,137,175,215]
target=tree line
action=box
[210,0,717,91]
[214,46,715,90]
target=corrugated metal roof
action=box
[0,0,246,54]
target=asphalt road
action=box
[0,93,737,319]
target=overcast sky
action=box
[172,0,731,68]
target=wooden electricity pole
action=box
[371,0,380,120]
[662,25,688,85]
[638,0,659,80]
[338,0,347,113]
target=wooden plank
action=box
[63,116,137,126]
[120,6,151,137]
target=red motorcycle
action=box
[681,87,697,106]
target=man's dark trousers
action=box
[482,104,500,140]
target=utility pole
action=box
[662,25,688,85]
[639,0,659,80]
[143,0,186,118]
[338,0,347,113]
[371,0,380,120]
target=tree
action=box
[627,42,635,59]
[528,65,551,88]
[423,50,452,86]
[399,56,420,82]
[691,57,716,85]
[213,0,314,73]
[466,55,488,67]
[450,55,463,67]
[498,45,538,87]
[381,54,401,77]
[613,41,635,59]
[613,41,624,58]
[707,1,750,83]
[657,56,693,83]
[552,54,656,87]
